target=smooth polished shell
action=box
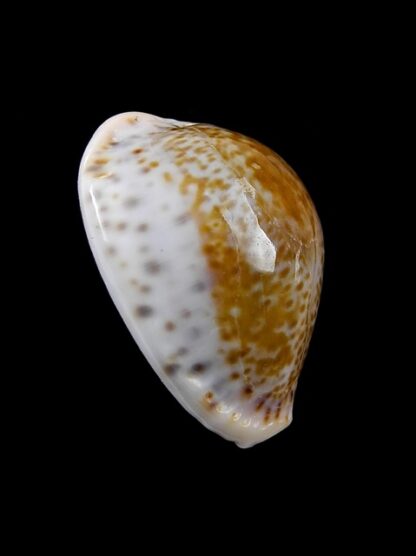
[78,112,324,447]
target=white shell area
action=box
[78,112,323,448]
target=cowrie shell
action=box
[78,112,324,448]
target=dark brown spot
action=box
[116,222,127,231]
[203,391,217,410]
[149,161,159,168]
[226,350,240,365]
[165,321,176,332]
[243,385,253,397]
[106,246,116,256]
[132,148,143,154]
[229,372,240,381]
[144,260,161,274]
[164,363,180,375]
[137,223,148,232]
[191,362,209,373]
[135,305,153,318]
[264,409,271,423]
[192,281,206,292]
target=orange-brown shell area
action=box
[157,124,324,421]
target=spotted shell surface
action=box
[78,112,324,448]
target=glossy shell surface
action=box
[78,112,324,447]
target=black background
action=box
[17,34,388,526]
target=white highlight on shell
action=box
[220,178,276,273]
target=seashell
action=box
[78,112,324,448]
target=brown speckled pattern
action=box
[78,112,324,447]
